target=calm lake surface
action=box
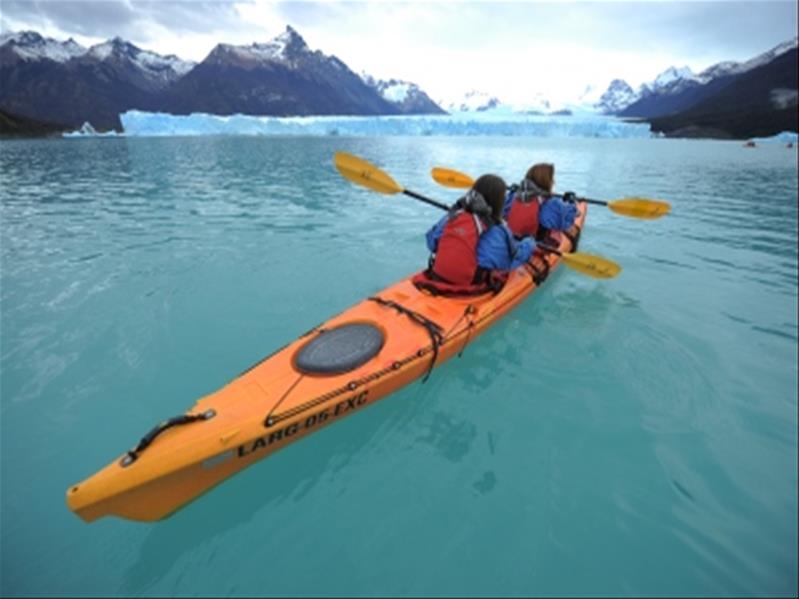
[1,135,797,596]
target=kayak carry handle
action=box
[120,409,216,467]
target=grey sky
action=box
[1,1,247,44]
[2,1,796,105]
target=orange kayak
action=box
[66,204,587,522]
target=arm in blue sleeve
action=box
[539,198,578,231]
[477,225,535,271]
[425,214,448,253]
[510,236,534,269]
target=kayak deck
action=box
[67,203,587,522]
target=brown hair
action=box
[525,163,555,193]
[472,174,507,222]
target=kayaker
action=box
[504,163,580,247]
[413,174,535,296]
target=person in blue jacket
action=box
[503,163,580,246]
[414,174,535,296]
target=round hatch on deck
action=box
[294,322,385,375]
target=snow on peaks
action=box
[696,37,798,83]
[87,37,195,78]
[696,60,739,83]
[361,74,415,103]
[135,49,195,77]
[382,82,411,103]
[1,30,86,62]
[213,26,310,65]
[595,79,637,113]
[448,90,501,112]
[0,30,193,76]
[718,36,798,78]
[652,66,696,88]
[87,37,131,60]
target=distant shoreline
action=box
[0,110,72,138]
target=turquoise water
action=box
[1,136,797,597]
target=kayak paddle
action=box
[334,152,621,279]
[335,151,448,211]
[431,166,671,220]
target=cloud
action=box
[0,1,255,45]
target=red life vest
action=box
[412,210,498,296]
[506,192,542,238]
[432,210,485,284]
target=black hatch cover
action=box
[295,323,384,375]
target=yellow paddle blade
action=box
[560,252,622,279]
[431,167,474,189]
[334,152,403,195]
[608,198,671,220]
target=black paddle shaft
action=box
[402,189,449,211]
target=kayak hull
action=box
[67,203,587,522]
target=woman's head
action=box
[472,174,507,222]
[525,163,555,193]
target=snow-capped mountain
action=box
[162,26,399,117]
[607,36,799,117]
[2,25,446,129]
[0,30,194,91]
[648,66,696,89]
[441,89,575,115]
[635,66,698,100]
[696,36,798,82]
[1,30,197,129]
[444,90,502,113]
[360,74,444,114]
[595,79,638,114]
[77,37,196,90]
[0,30,85,63]
[204,26,312,69]
[0,31,193,85]
[604,66,698,110]
[651,44,797,139]
[510,90,560,114]
[86,37,194,85]
[694,61,738,83]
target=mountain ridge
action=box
[0,26,444,130]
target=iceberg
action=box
[118,110,653,138]
[751,131,799,144]
[63,121,119,138]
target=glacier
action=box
[752,131,799,144]
[117,110,654,138]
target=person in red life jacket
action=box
[413,174,535,296]
[503,163,581,249]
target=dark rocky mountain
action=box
[0,32,194,130]
[618,76,728,119]
[360,74,445,114]
[618,37,798,119]
[595,68,702,115]
[1,26,446,132]
[161,27,398,117]
[650,47,798,139]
